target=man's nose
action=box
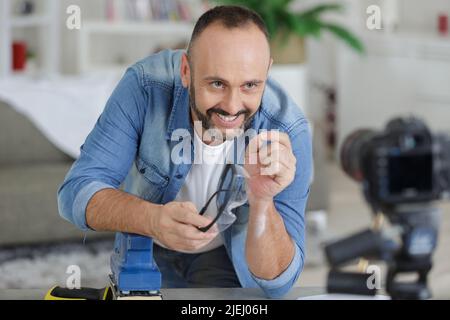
[222,89,244,116]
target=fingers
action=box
[246,131,293,166]
[165,220,218,251]
[259,143,280,166]
[172,222,218,241]
[255,131,291,150]
[261,154,296,182]
[160,202,219,249]
[260,147,281,176]
[246,133,265,165]
[172,201,214,229]
[259,143,296,170]
[254,137,297,189]
[261,131,292,150]
[256,140,296,176]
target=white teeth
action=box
[217,113,238,122]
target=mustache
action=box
[206,107,250,118]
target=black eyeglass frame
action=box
[197,164,246,233]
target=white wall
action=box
[305,0,450,159]
[59,0,193,74]
[307,0,450,83]
[343,0,450,32]
[334,0,450,153]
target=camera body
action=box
[341,117,450,211]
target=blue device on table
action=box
[109,233,162,299]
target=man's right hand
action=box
[149,201,219,252]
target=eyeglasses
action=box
[197,164,247,233]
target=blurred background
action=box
[0,0,449,299]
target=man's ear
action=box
[180,53,191,88]
[268,57,274,73]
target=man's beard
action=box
[189,85,256,140]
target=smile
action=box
[216,113,239,122]
[212,112,243,129]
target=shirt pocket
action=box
[135,156,170,203]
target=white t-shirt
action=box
[155,129,234,253]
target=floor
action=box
[299,162,450,299]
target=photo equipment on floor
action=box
[325,117,450,299]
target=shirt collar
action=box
[165,83,193,141]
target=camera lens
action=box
[340,129,376,182]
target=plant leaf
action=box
[320,22,365,53]
[297,3,343,19]
[212,0,365,54]
[288,15,321,37]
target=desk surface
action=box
[0,287,325,300]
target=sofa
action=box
[0,100,112,246]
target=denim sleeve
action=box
[57,67,147,231]
[250,120,313,298]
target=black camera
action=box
[325,117,450,299]
[340,117,450,211]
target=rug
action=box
[0,239,114,289]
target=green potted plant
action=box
[216,0,364,63]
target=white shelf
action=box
[77,20,194,73]
[83,63,129,73]
[357,31,450,61]
[0,0,60,78]
[83,21,194,36]
[10,15,50,27]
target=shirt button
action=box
[175,174,183,179]
[139,168,146,174]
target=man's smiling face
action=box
[180,22,272,141]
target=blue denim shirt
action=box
[58,49,312,299]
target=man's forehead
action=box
[190,22,271,77]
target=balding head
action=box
[187,5,270,63]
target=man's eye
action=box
[244,82,257,90]
[211,81,224,89]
